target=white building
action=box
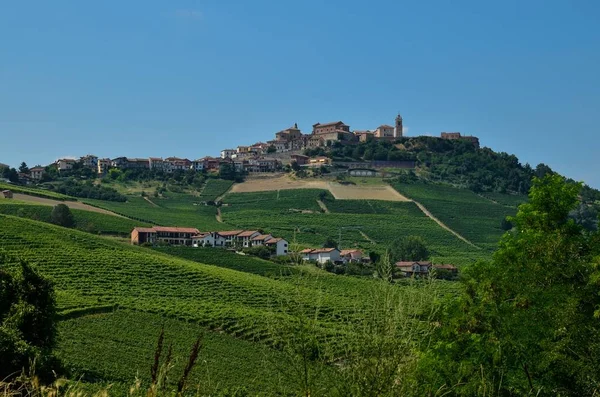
[29,166,45,181]
[301,248,341,264]
[191,159,205,172]
[265,238,289,256]
[56,159,76,171]
[220,149,236,159]
[251,234,272,247]
[80,155,98,169]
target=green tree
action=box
[18,162,29,174]
[388,235,429,263]
[50,204,74,227]
[267,145,277,153]
[0,254,58,380]
[323,237,338,249]
[419,175,600,396]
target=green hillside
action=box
[0,200,149,235]
[392,182,524,250]
[0,214,440,393]
[221,189,488,265]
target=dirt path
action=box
[143,196,159,207]
[316,199,330,213]
[11,194,127,219]
[359,231,376,245]
[216,207,223,223]
[215,184,235,203]
[412,200,480,249]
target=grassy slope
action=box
[221,189,487,266]
[0,200,149,235]
[392,183,524,251]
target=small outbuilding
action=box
[2,190,13,199]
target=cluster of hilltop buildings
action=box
[53,154,282,178]
[220,114,479,159]
[14,113,478,182]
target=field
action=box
[392,183,521,250]
[0,201,149,235]
[221,189,487,265]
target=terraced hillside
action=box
[392,183,526,250]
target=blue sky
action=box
[1,0,599,187]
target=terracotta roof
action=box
[218,230,244,237]
[378,125,394,129]
[311,248,339,254]
[237,230,259,237]
[252,234,272,241]
[291,154,309,159]
[300,249,313,254]
[29,167,45,172]
[340,249,362,256]
[433,264,457,270]
[149,157,163,161]
[133,227,156,233]
[396,261,432,267]
[265,237,283,244]
[152,226,200,234]
[191,233,211,238]
[313,121,347,128]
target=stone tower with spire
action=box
[395,113,403,138]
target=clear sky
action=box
[1,0,599,187]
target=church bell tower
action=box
[395,113,403,138]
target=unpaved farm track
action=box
[412,201,480,249]
[10,194,127,218]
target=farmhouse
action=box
[132,227,289,256]
[340,249,368,263]
[29,166,45,181]
[301,248,341,264]
[56,159,76,171]
[395,261,458,277]
[80,155,99,169]
[440,132,480,148]
[131,226,200,246]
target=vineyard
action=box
[83,195,227,231]
[151,246,292,276]
[199,179,234,201]
[220,192,488,266]
[392,182,520,250]
[0,182,74,201]
[0,201,149,235]
[224,189,327,213]
[58,310,316,395]
[0,214,377,337]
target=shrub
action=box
[50,204,74,228]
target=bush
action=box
[0,254,59,381]
[50,204,74,228]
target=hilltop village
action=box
[3,114,479,183]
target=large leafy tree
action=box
[0,254,58,379]
[388,235,430,263]
[420,175,600,396]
